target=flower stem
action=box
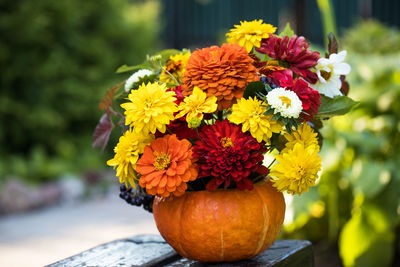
[159,63,180,86]
[218,111,223,121]
[267,158,276,169]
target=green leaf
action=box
[272,114,280,121]
[154,49,181,64]
[285,123,292,133]
[115,49,181,74]
[293,119,298,130]
[279,23,295,38]
[264,109,274,115]
[316,95,358,119]
[339,205,394,267]
[116,63,150,74]
[265,83,272,92]
[350,159,391,199]
[243,81,266,99]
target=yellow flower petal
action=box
[229,97,282,143]
[270,143,322,195]
[226,20,277,52]
[122,82,178,135]
[107,130,154,188]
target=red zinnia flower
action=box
[193,120,267,191]
[257,35,320,83]
[268,68,294,88]
[289,78,321,121]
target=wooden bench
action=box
[47,234,314,267]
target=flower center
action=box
[320,69,332,81]
[295,165,306,179]
[266,60,280,66]
[165,59,182,73]
[153,152,171,170]
[279,96,292,108]
[220,137,234,148]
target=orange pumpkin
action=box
[153,180,285,262]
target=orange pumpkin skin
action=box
[153,180,285,262]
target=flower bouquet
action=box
[93,20,356,262]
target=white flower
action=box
[124,69,153,92]
[310,50,351,98]
[266,87,303,118]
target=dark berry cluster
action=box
[260,76,279,89]
[119,185,154,213]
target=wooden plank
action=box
[46,234,180,267]
[48,235,313,267]
[162,240,314,267]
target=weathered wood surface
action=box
[48,235,314,267]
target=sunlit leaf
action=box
[350,159,391,199]
[339,205,394,267]
[279,23,295,38]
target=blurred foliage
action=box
[343,20,400,54]
[283,20,400,267]
[0,0,160,183]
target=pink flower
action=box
[257,35,320,83]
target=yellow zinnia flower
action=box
[107,130,154,188]
[226,20,277,52]
[159,51,191,84]
[176,86,217,127]
[121,82,178,134]
[270,143,322,195]
[228,97,282,143]
[282,123,320,153]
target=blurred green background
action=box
[0,0,399,266]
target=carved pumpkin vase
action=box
[153,180,286,262]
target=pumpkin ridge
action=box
[253,185,270,255]
[178,193,190,258]
[220,225,224,261]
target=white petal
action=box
[318,76,342,98]
[333,62,351,75]
[317,58,330,66]
[331,75,342,89]
[330,50,347,63]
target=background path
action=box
[0,190,158,267]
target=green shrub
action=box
[0,0,160,182]
[342,19,400,54]
[283,20,400,267]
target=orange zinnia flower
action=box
[136,135,198,197]
[182,43,259,110]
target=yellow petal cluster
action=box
[176,86,217,127]
[270,143,322,195]
[121,82,178,134]
[282,123,319,153]
[159,51,191,84]
[226,20,277,52]
[107,130,154,188]
[228,97,282,143]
